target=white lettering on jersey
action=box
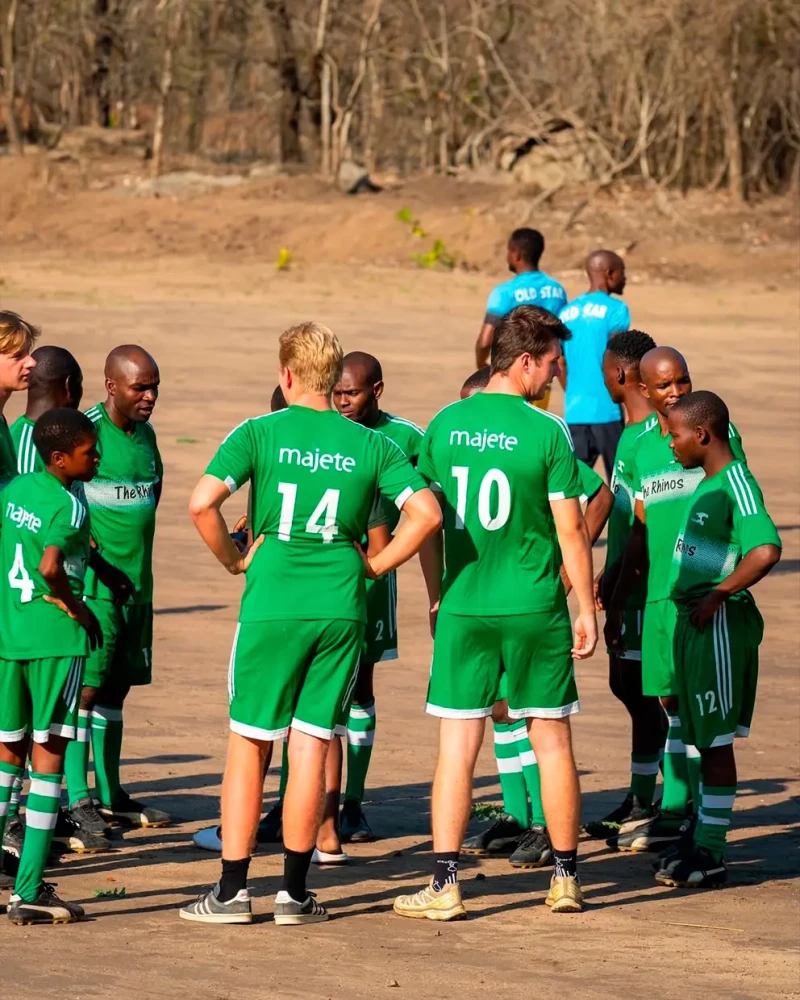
[278,447,356,473]
[449,430,518,453]
[5,502,42,533]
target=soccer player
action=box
[10,347,83,474]
[605,348,745,861]
[332,350,425,841]
[180,322,440,925]
[457,365,612,867]
[394,306,598,921]
[558,251,630,479]
[0,408,102,924]
[474,228,567,411]
[585,330,666,838]
[653,391,781,888]
[64,346,166,841]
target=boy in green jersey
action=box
[181,322,440,926]
[0,408,103,924]
[394,306,598,921]
[586,330,667,839]
[332,350,425,843]
[64,346,165,840]
[606,348,746,858]
[654,391,781,888]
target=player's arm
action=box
[368,489,441,577]
[366,522,391,557]
[189,474,263,575]
[550,496,597,658]
[603,499,648,652]
[88,548,134,605]
[475,322,496,369]
[689,544,781,630]
[40,545,103,649]
[560,482,613,596]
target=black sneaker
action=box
[52,808,111,854]
[2,816,24,858]
[96,792,170,828]
[652,814,697,873]
[585,795,652,839]
[179,883,253,924]
[462,813,524,855]
[256,802,283,844]
[339,799,373,844]
[7,882,85,925]
[654,846,727,888]
[509,824,553,868]
[273,889,328,926]
[0,848,19,889]
[607,809,685,853]
[68,798,111,837]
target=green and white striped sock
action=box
[494,722,529,828]
[0,761,24,845]
[695,784,736,862]
[64,708,92,808]
[630,752,661,809]
[7,772,24,820]
[685,743,702,816]
[91,705,123,808]
[660,714,690,816]
[13,771,62,902]
[344,699,376,804]
[514,724,545,826]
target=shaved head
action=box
[586,249,623,275]
[334,351,384,425]
[586,249,626,295]
[342,351,382,386]
[104,344,160,425]
[640,347,688,384]
[639,346,692,418]
[27,345,83,413]
[105,344,158,381]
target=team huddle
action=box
[0,235,782,926]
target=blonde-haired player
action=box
[0,311,38,491]
[182,322,441,925]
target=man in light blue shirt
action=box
[559,250,630,477]
[475,228,567,378]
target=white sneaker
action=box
[192,825,223,852]
[311,847,349,865]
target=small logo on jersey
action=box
[692,512,709,525]
[449,429,518,453]
[279,447,356,473]
[5,502,41,533]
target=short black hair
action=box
[671,390,730,441]
[491,306,570,374]
[461,367,490,394]
[606,330,657,368]
[342,350,382,385]
[509,228,545,267]
[29,346,82,394]
[271,385,287,412]
[33,408,96,464]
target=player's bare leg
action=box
[313,736,347,863]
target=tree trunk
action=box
[151,0,188,177]
[263,0,302,164]
[90,0,113,127]
[1,0,23,155]
[187,3,213,153]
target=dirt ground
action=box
[0,252,798,1000]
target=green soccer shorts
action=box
[607,608,644,661]
[674,599,762,749]
[426,610,579,720]
[0,656,84,743]
[228,619,364,741]
[362,571,398,665]
[641,598,678,697]
[83,599,153,689]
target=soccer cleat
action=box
[393,880,467,921]
[0,849,19,889]
[608,810,685,853]
[545,875,584,913]
[3,816,24,858]
[179,884,253,924]
[584,795,651,839]
[256,802,283,844]
[273,890,329,925]
[461,813,523,855]
[339,799,373,844]
[97,793,170,828]
[655,847,727,889]
[68,798,111,838]
[192,825,223,852]
[652,814,697,874]
[509,824,552,868]
[51,808,111,854]
[7,882,85,925]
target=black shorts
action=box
[568,421,624,480]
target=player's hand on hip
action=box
[572,612,598,659]
[689,590,726,631]
[234,534,264,574]
[603,608,626,656]
[107,566,135,605]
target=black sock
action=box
[432,852,459,892]
[553,848,577,879]
[283,847,314,901]
[218,857,250,901]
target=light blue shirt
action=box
[485,270,567,323]
[560,291,630,425]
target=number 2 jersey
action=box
[418,393,581,616]
[205,405,426,624]
[0,471,91,659]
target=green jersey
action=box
[605,415,658,608]
[0,471,91,659]
[82,403,163,604]
[371,411,424,532]
[577,459,604,504]
[0,417,17,492]
[10,415,42,475]
[632,418,744,603]
[670,459,780,602]
[418,393,581,616]
[205,404,426,624]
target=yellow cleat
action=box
[545,875,584,913]
[393,880,467,921]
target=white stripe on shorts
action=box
[507,701,580,720]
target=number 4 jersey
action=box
[205,405,426,624]
[0,471,92,659]
[418,393,582,616]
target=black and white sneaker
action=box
[608,809,685,853]
[7,882,85,925]
[273,890,328,926]
[97,791,170,828]
[462,813,524,855]
[655,847,727,888]
[256,802,283,844]
[68,798,111,837]
[652,814,697,874]
[0,848,19,889]
[585,795,652,839]
[179,884,253,924]
[51,808,111,854]
[339,799,373,844]
[509,824,553,868]
[3,816,24,858]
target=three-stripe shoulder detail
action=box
[385,413,425,436]
[727,462,758,517]
[524,403,574,449]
